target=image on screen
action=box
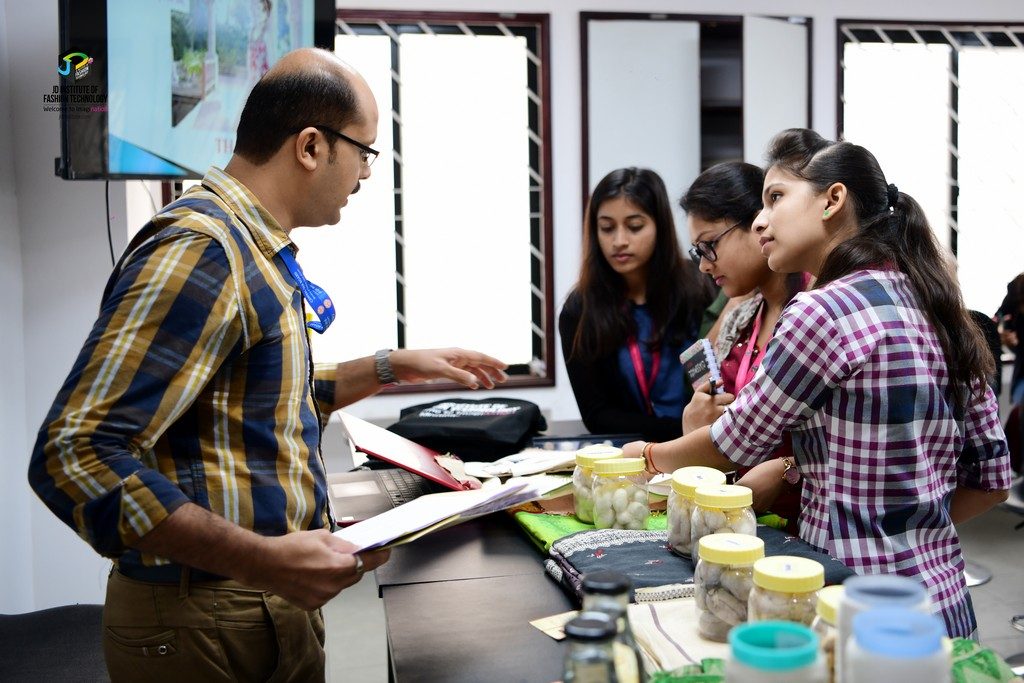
[106,0,314,177]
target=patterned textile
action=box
[544,525,854,606]
[711,268,1012,637]
[949,638,1022,683]
[28,167,336,571]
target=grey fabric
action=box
[0,604,107,681]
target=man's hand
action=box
[735,459,788,513]
[134,503,391,611]
[683,381,735,434]
[249,531,390,610]
[390,348,508,389]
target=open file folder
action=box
[334,475,569,552]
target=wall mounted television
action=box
[56,0,336,180]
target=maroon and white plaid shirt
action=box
[711,269,1011,637]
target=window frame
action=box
[333,9,555,394]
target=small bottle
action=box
[695,533,764,642]
[572,445,623,523]
[726,621,827,682]
[667,466,727,557]
[811,585,843,683]
[748,556,824,626]
[690,484,756,550]
[835,575,930,683]
[592,458,649,530]
[581,570,644,683]
[845,608,950,683]
[563,611,620,683]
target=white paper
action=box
[333,479,540,551]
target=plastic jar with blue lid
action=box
[844,608,950,683]
[726,621,826,682]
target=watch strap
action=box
[374,348,397,385]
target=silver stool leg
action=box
[963,559,993,587]
[1008,615,1024,676]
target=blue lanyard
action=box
[276,248,335,334]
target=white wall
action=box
[0,0,33,614]
[4,0,1024,611]
[4,0,127,610]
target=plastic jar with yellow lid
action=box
[667,466,727,557]
[691,484,756,550]
[748,556,824,626]
[592,458,648,530]
[811,584,843,682]
[572,445,623,523]
[695,533,765,642]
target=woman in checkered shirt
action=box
[630,128,1012,637]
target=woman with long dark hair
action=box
[560,167,713,441]
[627,130,1011,637]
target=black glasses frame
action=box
[301,125,380,167]
[687,220,744,264]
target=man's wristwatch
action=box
[781,456,800,484]
[374,348,397,385]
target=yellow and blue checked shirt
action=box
[29,168,338,572]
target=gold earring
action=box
[823,209,830,218]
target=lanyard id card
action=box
[276,248,335,334]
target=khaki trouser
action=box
[103,570,325,682]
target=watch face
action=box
[784,467,801,485]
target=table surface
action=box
[377,513,573,682]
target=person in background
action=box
[997,271,1024,472]
[28,48,507,682]
[627,129,1011,638]
[677,161,807,533]
[560,167,714,442]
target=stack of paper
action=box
[334,475,567,551]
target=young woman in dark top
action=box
[560,167,714,441]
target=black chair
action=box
[0,604,107,682]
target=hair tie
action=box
[886,183,899,210]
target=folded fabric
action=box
[544,525,855,606]
[514,511,667,553]
[629,598,730,674]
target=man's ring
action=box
[354,554,365,575]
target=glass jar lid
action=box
[698,532,764,565]
[670,466,727,496]
[753,556,825,593]
[694,484,753,509]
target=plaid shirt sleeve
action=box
[711,293,858,466]
[28,228,244,558]
[957,383,1012,491]
[313,363,338,424]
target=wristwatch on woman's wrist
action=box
[374,348,397,385]
[781,456,800,484]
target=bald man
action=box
[29,48,506,681]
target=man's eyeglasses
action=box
[302,125,379,167]
[687,220,744,264]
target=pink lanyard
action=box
[734,303,764,393]
[628,337,661,415]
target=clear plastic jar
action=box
[836,575,931,683]
[572,445,623,523]
[748,556,824,626]
[695,533,765,642]
[726,621,827,683]
[563,611,619,683]
[592,458,648,530]
[667,466,727,557]
[691,484,757,550]
[845,608,950,683]
[811,585,843,683]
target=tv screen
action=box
[57,0,335,180]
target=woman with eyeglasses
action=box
[559,167,714,441]
[627,129,1011,637]
[678,161,808,533]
